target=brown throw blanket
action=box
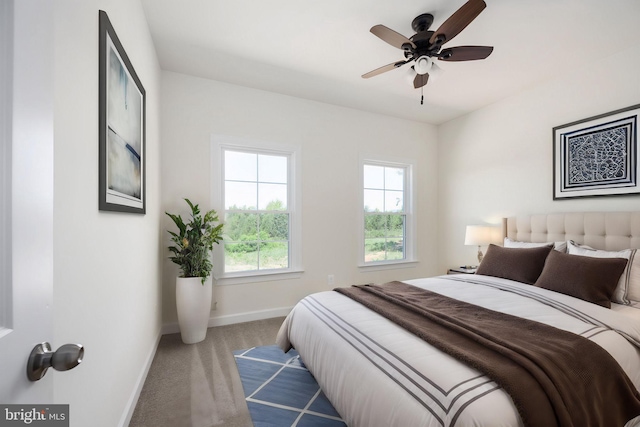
[335,281,640,427]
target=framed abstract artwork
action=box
[99,10,146,213]
[553,104,640,200]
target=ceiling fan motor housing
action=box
[410,31,441,56]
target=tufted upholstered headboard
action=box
[502,212,640,251]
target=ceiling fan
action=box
[362,0,493,100]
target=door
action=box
[0,0,55,403]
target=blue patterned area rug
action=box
[233,345,347,427]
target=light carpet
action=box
[233,345,346,427]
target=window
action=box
[216,139,301,279]
[361,158,415,266]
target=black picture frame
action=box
[553,104,640,200]
[99,10,146,214]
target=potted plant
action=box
[166,199,223,344]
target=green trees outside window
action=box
[223,149,290,273]
[224,201,289,271]
[364,164,406,263]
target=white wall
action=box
[161,71,439,326]
[438,43,640,272]
[53,1,162,426]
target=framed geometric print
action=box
[553,104,639,200]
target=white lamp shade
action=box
[465,225,499,246]
[414,56,433,75]
[406,66,416,86]
[429,61,443,79]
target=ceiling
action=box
[141,0,640,125]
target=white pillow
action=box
[567,241,639,305]
[504,237,567,253]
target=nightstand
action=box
[447,267,477,275]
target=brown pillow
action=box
[534,250,628,308]
[475,244,553,285]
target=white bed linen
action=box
[612,302,640,319]
[277,274,640,427]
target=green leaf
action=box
[165,199,224,281]
[165,212,186,236]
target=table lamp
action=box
[465,225,496,264]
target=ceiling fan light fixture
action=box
[406,66,417,86]
[414,56,432,75]
[429,61,443,79]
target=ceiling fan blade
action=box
[362,60,409,79]
[438,46,493,61]
[413,73,429,89]
[370,25,416,50]
[429,0,486,45]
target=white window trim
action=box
[358,154,417,269]
[211,135,303,285]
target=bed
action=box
[276,212,640,427]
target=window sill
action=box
[215,268,304,286]
[358,260,419,272]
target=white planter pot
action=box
[176,276,212,344]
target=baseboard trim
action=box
[161,306,293,335]
[119,330,162,427]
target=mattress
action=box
[277,274,640,427]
